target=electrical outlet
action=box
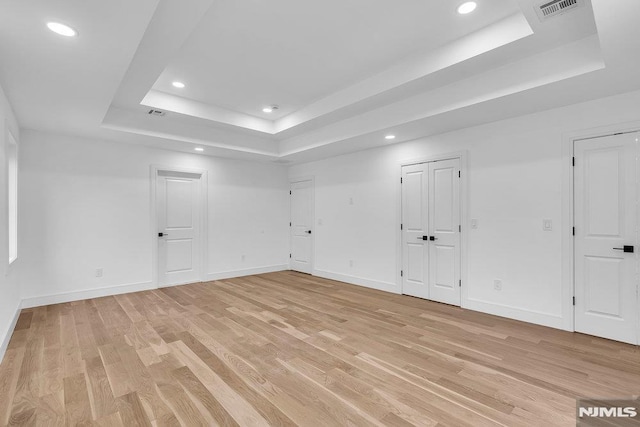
[95,268,103,278]
[349,260,354,268]
[349,197,354,205]
[241,255,246,262]
[543,219,553,231]
[493,279,502,291]
[471,219,478,229]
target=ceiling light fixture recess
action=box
[457,1,477,14]
[194,147,204,152]
[46,22,77,37]
[172,81,186,89]
[263,105,279,113]
[385,135,396,140]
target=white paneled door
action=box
[402,159,461,306]
[429,159,461,306]
[574,132,639,345]
[157,171,202,287]
[401,163,430,299]
[290,180,313,274]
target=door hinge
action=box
[572,157,575,167]
[289,253,292,258]
[400,177,403,184]
[572,226,575,236]
[400,223,403,230]
[459,225,461,232]
[459,279,461,287]
[289,222,292,226]
[458,170,461,178]
[289,190,292,195]
[572,296,575,306]
[400,270,403,277]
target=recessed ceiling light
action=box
[457,1,477,14]
[172,81,186,89]
[46,22,77,37]
[385,135,396,140]
[194,147,204,152]
[263,105,279,113]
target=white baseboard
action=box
[463,297,565,330]
[158,279,203,288]
[310,271,564,330]
[21,281,156,309]
[313,269,401,294]
[205,264,288,282]
[0,304,22,364]
[19,265,289,309]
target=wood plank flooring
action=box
[0,271,638,426]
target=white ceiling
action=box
[0,0,158,134]
[153,0,521,119]
[1,0,639,164]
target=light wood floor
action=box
[0,272,638,426]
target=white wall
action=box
[289,89,640,330]
[19,131,289,306]
[11,88,640,347]
[0,84,21,361]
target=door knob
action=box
[613,245,634,253]
[430,236,438,241]
[416,236,429,240]
[306,230,312,234]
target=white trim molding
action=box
[0,304,21,363]
[464,297,565,330]
[21,281,156,309]
[205,265,289,282]
[313,269,401,294]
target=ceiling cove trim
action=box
[136,13,533,136]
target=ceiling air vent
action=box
[536,0,582,21]
[147,109,166,117]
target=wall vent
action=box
[536,0,582,21]
[147,109,166,117]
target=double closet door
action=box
[401,158,461,306]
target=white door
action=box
[429,159,461,306]
[157,171,202,287]
[402,163,430,299]
[402,159,461,305]
[290,180,313,274]
[574,132,639,344]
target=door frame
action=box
[150,165,209,288]
[289,176,315,274]
[561,120,640,334]
[397,151,468,305]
